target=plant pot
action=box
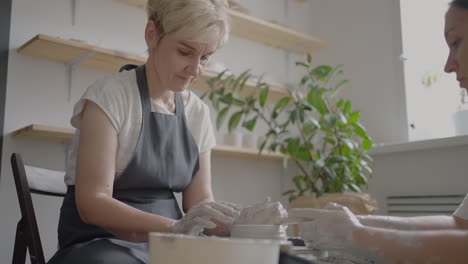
[453,109,468,136]
[242,132,258,149]
[288,192,379,236]
[223,132,242,147]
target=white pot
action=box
[231,224,287,241]
[224,132,242,147]
[242,133,258,149]
[149,232,279,264]
[453,109,468,135]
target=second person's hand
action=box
[298,203,363,250]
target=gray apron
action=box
[48,64,200,263]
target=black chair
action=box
[11,153,65,264]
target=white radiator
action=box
[386,194,465,216]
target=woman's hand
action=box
[203,201,241,236]
[233,197,288,225]
[172,200,240,235]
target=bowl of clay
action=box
[231,224,287,240]
[149,232,280,264]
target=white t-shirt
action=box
[64,69,216,185]
[453,194,468,220]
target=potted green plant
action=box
[202,55,377,213]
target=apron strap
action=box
[119,64,139,72]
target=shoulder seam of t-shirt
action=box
[84,71,131,132]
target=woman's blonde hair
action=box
[147,0,230,49]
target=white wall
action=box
[307,0,408,144]
[401,0,461,141]
[0,0,312,261]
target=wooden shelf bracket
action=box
[64,50,96,102]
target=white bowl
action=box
[149,232,280,264]
[231,224,287,241]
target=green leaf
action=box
[290,109,297,123]
[269,142,279,152]
[303,122,317,135]
[331,80,349,97]
[216,107,229,130]
[362,153,374,163]
[344,100,351,114]
[271,110,279,119]
[307,88,328,114]
[324,136,336,145]
[352,123,368,140]
[219,93,234,105]
[355,173,368,185]
[228,111,243,132]
[232,98,245,107]
[259,86,269,107]
[232,71,250,91]
[207,70,227,87]
[338,113,348,124]
[341,138,356,151]
[274,97,292,113]
[243,116,258,131]
[282,189,296,196]
[238,72,251,92]
[258,140,267,154]
[296,62,310,69]
[325,64,344,83]
[348,111,361,124]
[288,195,298,203]
[337,99,345,108]
[200,90,209,100]
[219,75,234,92]
[362,164,373,176]
[327,155,348,164]
[348,183,361,192]
[363,138,373,150]
[311,65,333,82]
[307,117,321,129]
[323,167,337,180]
[287,138,301,156]
[295,148,311,161]
[293,175,306,191]
[324,114,339,126]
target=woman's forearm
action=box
[78,193,176,242]
[353,226,468,264]
[357,215,458,230]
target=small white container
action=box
[149,232,279,264]
[231,224,287,241]
[224,132,242,147]
[454,109,468,135]
[242,133,258,149]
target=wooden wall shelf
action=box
[12,124,75,144]
[17,34,288,101]
[117,0,326,55]
[12,124,284,161]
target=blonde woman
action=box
[48,0,241,263]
